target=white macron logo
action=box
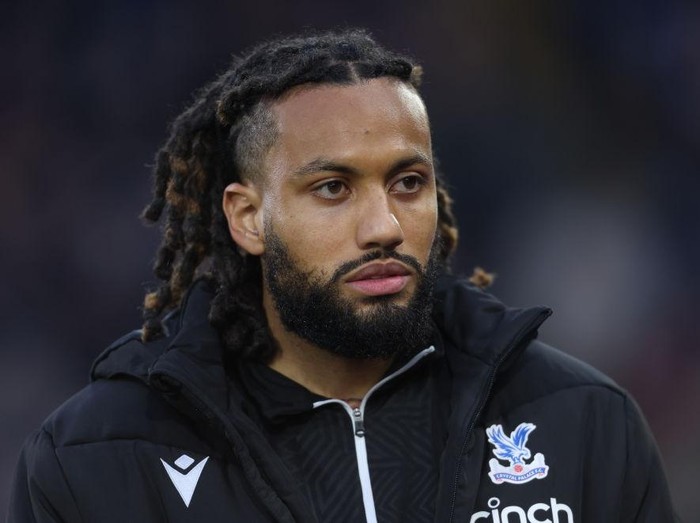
[161,454,209,507]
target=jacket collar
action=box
[91,279,230,414]
[92,276,551,412]
[433,275,551,367]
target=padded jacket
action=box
[7,277,679,522]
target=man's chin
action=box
[273,281,433,360]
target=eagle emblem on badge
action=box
[485,422,549,484]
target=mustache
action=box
[329,250,424,284]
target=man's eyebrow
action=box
[292,157,359,177]
[389,152,433,173]
[291,152,433,178]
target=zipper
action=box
[313,346,436,523]
[446,310,552,523]
[314,400,377,523]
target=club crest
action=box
[485,422,549,485]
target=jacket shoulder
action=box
[41,377,192,449]
[493,339,625,411]
[479,341,679,521]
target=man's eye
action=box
[314,180,349,200]
[391,175,424,194]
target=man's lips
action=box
[345,261,412,296]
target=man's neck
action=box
[264,303,393,401]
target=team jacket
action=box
[7,277,679,522]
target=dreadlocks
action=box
[141,29,459,362]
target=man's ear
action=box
[222,182,265,256]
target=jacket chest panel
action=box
[461,388,630,523]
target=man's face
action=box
[252,78,440,358]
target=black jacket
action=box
[7,278,678,522]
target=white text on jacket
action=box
[470,497,574,523]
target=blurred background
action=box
[2,0,698,519]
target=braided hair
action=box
[141,29,459,362]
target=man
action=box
[8,29,677,522]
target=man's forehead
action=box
[271,78,429,128]
[263,78,432,172]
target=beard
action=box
[262,225,442,360]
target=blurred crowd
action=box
[2,1,698,519]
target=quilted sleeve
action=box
[6,430,83,523]
[620,396,680,523]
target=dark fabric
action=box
[7,277,680,522]
[233,345,449,523]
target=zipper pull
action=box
[353,407,365,437]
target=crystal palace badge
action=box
[485,422,549,485]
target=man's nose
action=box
[356,192,404,251]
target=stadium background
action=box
[2,1,698,519]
